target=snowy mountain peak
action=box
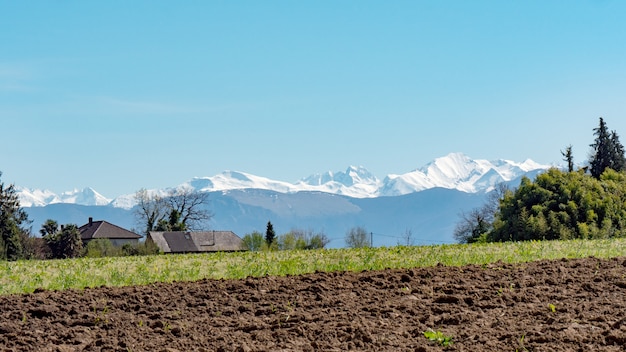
[420,152,484,181]
[519,158,548,171]
[18,187,111,207]
[183,171,295,194]
[378,153,550,196]
[344,166,378,185]
[59,187,111,206]
[16,187,60,207]
[300,166,379,188]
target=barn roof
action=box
[148,231,245,253]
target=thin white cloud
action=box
[0,65,30,79]
[0,94,228,119]
[0,63,36,92]
[0,83,36,92]
[91,95,306,117]
[95,96,215,115]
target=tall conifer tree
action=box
[0,172,29,260]
[265,221,276,246]
[610,131,626,172]
[561,145,574,172]
[589,117,625,178]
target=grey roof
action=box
[79,220,142,241]
[148,231,246,253]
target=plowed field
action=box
[1,256,625,351]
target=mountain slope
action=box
[17,153,552,208]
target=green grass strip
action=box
[0,238,625,295]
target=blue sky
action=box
[2,1,626,197]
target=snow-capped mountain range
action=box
[18,153,552,209]
[17,187,111,208]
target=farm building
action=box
[79,217,142,246]
[148,231,246,253]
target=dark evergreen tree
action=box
[40,219,59,237]
[153,209,186,232]
[58,224,83,258]
[167,209,186,231]
[45,224,83,259]
[0,172,30,260]
[265,221,276,246]
[589,117,626,178]
[610,130,626,172]
[561,145,574,172]
[590,117,612,178]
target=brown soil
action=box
[1,256,626,351]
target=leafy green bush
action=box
[83,239,122,258]
[84,239,160,257]
[491,168,626,241]
[277,229,329,250]
[122,243,139,256]
[134,239,161,255]
[242,231,265,251]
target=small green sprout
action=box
[93,305,109,325]
[424,329,453,347]
[516,334,529,352]
[548,303,556,313]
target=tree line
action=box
[241,221,332,251]
[242,222,400,251]
[455,117,626,243]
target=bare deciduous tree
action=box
[398,228,415,246]
[166,188,212,231]
[134,187,212,236]
[134,189,168,236]
[453,207,492,243]
[345,226,370,248]
[454,182,510,244]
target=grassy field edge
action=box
[1,238,625,295]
